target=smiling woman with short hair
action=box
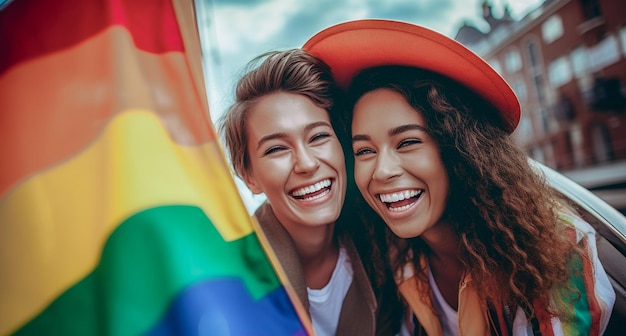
[218,48,400,336]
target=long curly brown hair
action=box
[343,65,583,317]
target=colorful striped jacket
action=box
[397,212,615,336]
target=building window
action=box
[570,124,585,167]
[548,57,572,87]
[527,41,539,67]
[504,49,522,73]
[570,46,591,78]
[591,123,614,163]
[554,95,575,121]
[534,74,547,104]
[539,107,551,132]
[489,59,502,74]
[589,77,626,111]
[542,15,564,44]
[580,0,602,21]
[589,35,620,71]
[620,26,626,55]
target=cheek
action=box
[436,172,450,203]
[353,160,371,194]
[328,142,346,167]
[252,158,289,185]
[319,142,346,176]
[428,160,450,206]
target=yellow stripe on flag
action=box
[0,110,251,333]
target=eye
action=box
[263,146,287,156]
[397,138,422,149]
[310,132,332,143]
[354,147,375,156]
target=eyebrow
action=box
[389,124,427,136]
[256,121,332,150]
[352,124,427,143]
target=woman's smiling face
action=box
[351,88,449,239]
[242,92,346,232]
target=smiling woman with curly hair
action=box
[304,19,615,335]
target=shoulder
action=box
[557,209,595,244]
[253,202,285,235]
[253,201,274,223]
[252,202,298,263]
[554,210,616,335]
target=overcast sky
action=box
[194,0,544,211]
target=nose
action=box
[372,149,402,181]
[293,146,320,174]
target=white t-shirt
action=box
[428,268,460,336]
[428,268,530,336]
[307,247,353,336]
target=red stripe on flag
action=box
[0,0,184,75]
[580,238,602,336]
[534,297,555,336]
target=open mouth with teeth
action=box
[289,179,332,201]
[378,189,424,212]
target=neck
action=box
[421,221,458,254]
[421,221,464,310]
[421,221,463,269]
[298,232,336,262]
[286,223,339,289]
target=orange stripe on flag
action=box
[0,27,213,199]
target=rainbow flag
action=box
[0,0,310,335]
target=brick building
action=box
[456,0,626,210]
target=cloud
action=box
[204,1,444,108]
[200,0,545,123]
[201,0,544,109]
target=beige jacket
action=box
[254,202,392,335]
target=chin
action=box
[306,211,340,227]
[388,223,421,239]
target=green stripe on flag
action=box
[15,205,279,336]
[557,252,591,335]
